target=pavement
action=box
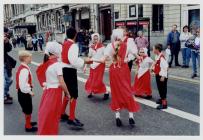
[4,47,200,135]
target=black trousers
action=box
[33,44,38,51]
[39,43,43,51]
[18,89,33,115]
[128,60,133,71]
[63,68,78,99]
[169,44,180,66]
[155,75,168,99]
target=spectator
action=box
[191,28,200,78]
[135,31,149,51]
[4,27,17,104]
[179,25,193,68]
[12,36,17,48]
[38,34,44,51]
[167,24,181,67]
[16,35,20,48]
[76,29,85,56]
[32,34,38,51]
[26,34,33,51]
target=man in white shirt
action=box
[60,27,92,128]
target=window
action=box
[152,5,163,31]
[129,5,136,17]
[115,12,119,19]
[138,4,143,17]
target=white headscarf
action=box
[91,33,100,41]
[45,41,62,57]
[111,28,124,42]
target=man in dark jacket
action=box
[167,24,181,67]
[4,27,16,104]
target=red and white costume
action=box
[104,30,140,112]
[37,42,63,135]
[132,55,153,96]
[85,36,107,94]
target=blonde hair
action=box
[18,50,32,62]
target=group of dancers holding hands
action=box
[15,27,168,135]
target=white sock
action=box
[129,112,134,118]
[115,112,120,118]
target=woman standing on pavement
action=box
[179,25,193,68]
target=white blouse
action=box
[137,57,154,78]
[45,62,63,89]
[89,46,105,69]
[179,32,192,48]
[155,53,169,78]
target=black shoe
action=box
[156,104,167,110]
[191,74,197,79]
[87,93,93,98]
[185,65,189,68]
[67,119,84,127]
[103,93,109,100]
[31,122,37,126]
[129,118,135,126]
[4,98,13,104]
[169,65,172,68]
[6,95,13,100]
[144,95,152,99]
[61,114,69,121]
[175,64,181,67]
[156,99,162,104]
[181,65,186,68]
[25,127,38,132]
[116,118,122,127]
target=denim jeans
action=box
[181,48,191,66]
[191,51,200,75]
[4,67,13,97]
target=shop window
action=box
[152,4,163,31]
[115,12,119,19]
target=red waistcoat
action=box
[16,65,32,90]
[154,54,165,75]
[61,40,74,64]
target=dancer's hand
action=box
[83,65,87,73]
[84,58,93,64]
[160,76,165,82]
[65,92,71,99]
[30,92,35,96]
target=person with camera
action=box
[179,25,193,68]
[191,28,200,79]
[4,27,17,104]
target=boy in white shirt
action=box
[151,44,169,109]
[16,51,37,132]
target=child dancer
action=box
[132,48,154,99]
[93,28,140,127]
[37,42,70,135]
[16,50,37,132]
[151,44,169,109]
[60,27,92,127]
[85,33,109,100]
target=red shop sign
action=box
[126,21,137,26]
[115,22,125,26]
[139,21,149,25]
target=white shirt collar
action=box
[21,63,29,69]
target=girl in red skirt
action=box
[132,48,154,99]
[36,42,70,135]
[93,28,140,127]
[84,33,109,100]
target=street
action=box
[4,48,200,135]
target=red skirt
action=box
[109,63,140,112]
[132,70,152,96]
[38,88,62,135]
[85,63,106,94]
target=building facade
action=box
[4,4,200,48]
